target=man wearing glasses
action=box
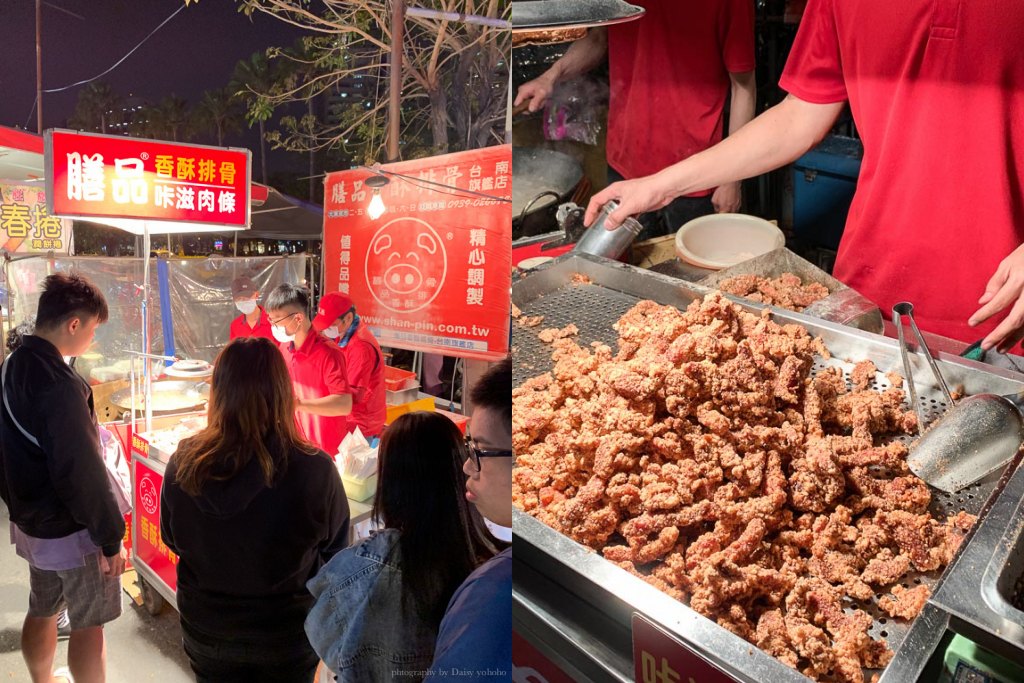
[265,284,353,458]
[426,357,511,680]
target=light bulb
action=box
[368,191,386,220]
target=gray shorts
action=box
[27,552,123,629]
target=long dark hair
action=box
[372,411,496,626]
[174,337,317,496]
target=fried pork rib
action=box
[719,273,830,312]
[513,293,974,682]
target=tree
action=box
[232,52,277,184]
[68,82,123,134]
[193,87,244,146]
[140,96,191,141]
[239,0,510,160]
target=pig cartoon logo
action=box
[364,217,447,313]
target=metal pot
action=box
[109,380,209,415]
[513,148,584,239]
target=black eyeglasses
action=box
[269,312,298,327]
[464,434,512,472]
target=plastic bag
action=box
[543,77,607,146]
[336,427,379,479]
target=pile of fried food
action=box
[720,273,830,312]
[513,293,973,682]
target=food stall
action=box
[511,253,1024,683]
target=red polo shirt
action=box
[279,331,351,457]
[780,0,1024,343]
[229,306,275,341]
[336,325,386,438]
[606,0,755,191]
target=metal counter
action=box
[512,253,1024,682]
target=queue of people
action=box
[1,272,512,683]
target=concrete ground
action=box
[0,502,193,683]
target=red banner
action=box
[133,455,178,593]
[632,614,738,683]
[323,146,512,361]
[45,129,250,228]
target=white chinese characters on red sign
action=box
[322,146,512,361]
[47,130,250,227]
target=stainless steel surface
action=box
[571,200,642,260]
[512,148,583,219]
[111,379,209,414]
[511,0,645,32]
[930,450,1024,663]
[908,394,1024,493]
[512,254,1024,682]
[877,604,952,683]
[699,247,884,333]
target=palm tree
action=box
[155,96,191,142]
[232,52,275,184]
[193,88,244,146]
[68,82,123,134]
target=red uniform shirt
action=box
[229,306,276,341]
[606,0,755,191]
[336,325,386,438]
[780,0,1024,343]
[279,331,351,457]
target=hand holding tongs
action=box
[892,302,955,433]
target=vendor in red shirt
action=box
[589,0,1024,352]
[265,284,353,457]
[228,276,275,341]
[515,0,756,237]
[311,292,387,439]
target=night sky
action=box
[0,0,306,170]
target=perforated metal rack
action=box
[512,253,1024,682]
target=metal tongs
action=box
[896,302,1024,492]
[892,302,955,433]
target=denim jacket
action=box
[305,529,438,682]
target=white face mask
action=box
[322,326,341,339]
[271,325,295,343]
[235,300,258,315]
[63,356,73,365]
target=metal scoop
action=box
[893,302,1024,492]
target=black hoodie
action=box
[0,336,124,556]
[160,442,349,650]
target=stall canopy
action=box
[0,125,44,184]
[248,185,323,241]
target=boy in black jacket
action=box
[0,273,124,683]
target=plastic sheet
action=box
[3,255,310,375]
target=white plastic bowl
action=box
[674,213,785,270]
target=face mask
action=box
[322,326,341,339]
[63,356,73,365]
[235,300,258,315]
[271,324,295,343]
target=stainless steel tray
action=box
[512,253,1024,682]
[698,247,884,334]
[927,448,1024,664]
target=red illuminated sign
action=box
[322,146,512,361]
[133,458,178,593]
[45,129,250,227]
[633,615,738,683]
